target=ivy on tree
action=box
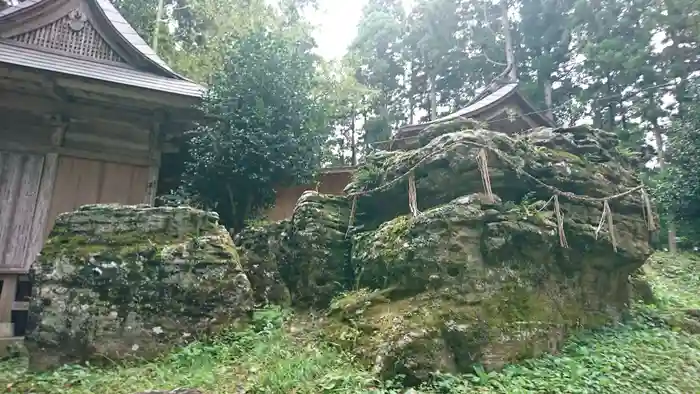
[182,27,329,231]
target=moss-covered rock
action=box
[286,191,351,308]
[25,204,253,371]
[234,220,292,307]
[345,125,652,260]
[325,193,647,384]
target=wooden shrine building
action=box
[0,0,204,348]
[387,82,555,150]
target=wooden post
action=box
[35,116,64,243]
[145,119,162,205]
[0,275,17,337]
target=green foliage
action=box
[654,91,700,246]
[319,58,380,166]
[181,26,330,230]
[348,0,407,137]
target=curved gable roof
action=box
[0,0,201,90]
[91,0,181,78]
[396,82,554,137]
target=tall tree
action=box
[113,0,284,82]
[405,0,462,120]
[348,0,406,140]
[321,58,378,166]
[654,83,700,249]
[516,0,576,122]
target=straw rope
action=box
[408,172,420,217]
[343,135,654,250]
[345,196,357,239]
[477,148,495,203]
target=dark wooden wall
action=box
[265,171,353,221]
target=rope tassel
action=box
[477,148,494,202]
[641,187,655,231]
[408,171,420,217]
[605,200,618,252]
[345,196,357,239]
[553,195,569,248]
[595,200,618,251]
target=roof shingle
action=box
[0,41,204,97]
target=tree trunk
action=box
[236,192,254,232]
[593,100,603,129]
[605,77,615,132]
[653,124,677,253]
[501,0,517,81]
[620,100,627,130]
[606,102,615,132]
[350,109,357,166]
[543,79,554,121]
[152,0,165,52]
[429,71,437,120]
[226,184,238,230]
[409,61,416,124]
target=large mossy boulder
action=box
[234,220,293,307]
[25,204,253,371]
[320,124,654,383]
[285,191,352,308]
[345,125,650,246]
[326,193,648,384]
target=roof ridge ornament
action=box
[67,8,87,32]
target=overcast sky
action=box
[307,0,415,60]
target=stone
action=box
[630,269,656,305]
[285,191,352,308]
[25,204,254,371]
[345,125,652,258]
[234,219,293,307]
[325,192,649,384]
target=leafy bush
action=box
[181,26,331,231]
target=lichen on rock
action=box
[326,192,645,383]
[320,124,654,383]
[25,204,253,371]
[234,219,293,307]
[345,125,651,254]
[285,191,351,308]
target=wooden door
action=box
[0,150,47,273]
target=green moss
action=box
[42,225,239,267]
[541,147,586,165]
[323,281,590,382]
[351,162,384,191]
[26,205,253,369]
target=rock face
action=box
[25,204,253,371]
[235,219,292,307]
[346,125,650,245]
[285,191,351,308]
[321,125,653,383]
[236,191,351,309]
[328,193,640,383]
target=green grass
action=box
[3,252,700,393]
[0,308,377,393]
